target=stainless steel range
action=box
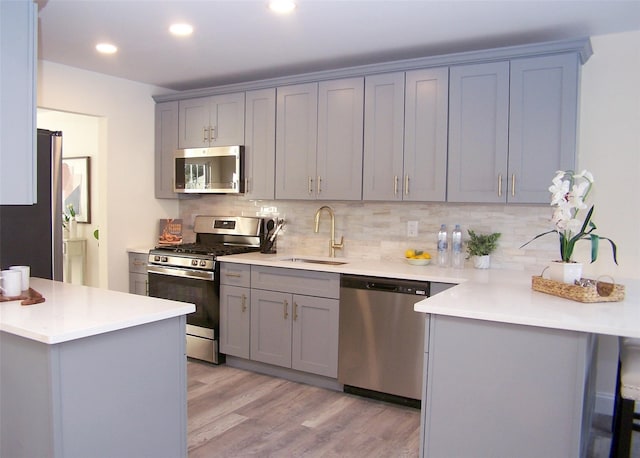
[147,215,264,364]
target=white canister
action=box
[1,269,23,297]
[9,265,30,291]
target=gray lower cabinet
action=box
[178,93,245,149]
[249,265,340,378]
[128,252,148,295]
[219,263,252,359]
[0,317,188,458]
[447,53,580,203]
[244,88,276,200]
[154,100,179,198]
[0,0,37,205]
[420,314,596,458]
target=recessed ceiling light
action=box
[169,23,193,36]
[95,43,117,54]
[268,0,296,14]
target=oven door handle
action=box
[147,265,215,281]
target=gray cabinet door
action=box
[447,61,510,203]
[250,289,292,368]
[154,101,179,198]
[211,92,245,146]
[244,88,276,200]
[291,294,339,378]
[0,1,36,205]
[317,77,364,200]
[404,68,449,202]
[178,93,245,148]
[363,72,406,201]
[178,97,210,148]
[220,285,251,359]
[275,83,319,199]
[508,53,579,203]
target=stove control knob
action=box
[161,256,168,263]
[200,260,207,267]
[154,255,161,262]
[191,259,198,266]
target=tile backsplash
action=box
[180,195,559,274]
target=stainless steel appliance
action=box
[0,129,63,280]
[174,146,244,194]
[339,275,449,406]
[147,215,263,363]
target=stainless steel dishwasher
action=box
[338,274,434,405]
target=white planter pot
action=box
[473,255,491,269]
[548,261,583,284]
[68,219,78,239]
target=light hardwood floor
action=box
[187,361,420,457]
[187,361,638,457]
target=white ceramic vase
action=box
[548,261,583,284]
[473,255,491,269]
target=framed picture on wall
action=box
[62,156,91,223]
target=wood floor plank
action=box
[187,361,420,457]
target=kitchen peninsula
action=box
[220,252,640,458]
[0,278,194,458]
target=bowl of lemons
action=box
[404,249,431,266]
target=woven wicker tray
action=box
[531,276,625,303]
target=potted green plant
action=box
[466,230,501,269]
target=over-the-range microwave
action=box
[174,146,244,194]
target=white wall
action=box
[576,30,640,412]
[37,61,179,291]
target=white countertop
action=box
[219,252,640,338]
[0,278,194,344]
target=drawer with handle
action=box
[220,262,251,287]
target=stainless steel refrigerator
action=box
[0,129,63,280]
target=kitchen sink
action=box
[279,257,348,266]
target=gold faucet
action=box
[314,205,344,258]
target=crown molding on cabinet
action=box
[153,37,592,103]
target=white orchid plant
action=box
[521,170,618,264]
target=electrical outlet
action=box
[407,220,419,237]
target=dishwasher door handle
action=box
[366,282,399,292]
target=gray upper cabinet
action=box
[276,78,364,200]
[507,53,579,203]
[178,92,245,149]
[316,78,364,200]
[363,73,406,201]
[447,61,510,203]
[275,83,319,199]
[1,0,37,205]
[448,54,580,203]
[403,68,449,202]
[154,101,179,198]
[244,88,276,200]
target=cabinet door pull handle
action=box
[283,299,289,319]
[241,294,247,313]
[293,302,298,321]
[308,177,313,195]
[511,174,516,197]
[210,125,216,141]
[405,174,410,195]
[203,127,209,143]
[317,176,322,195]
[394,176,398,195]
[498,174,503,197]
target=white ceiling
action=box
[36,0,640,92]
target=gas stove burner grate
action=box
[155,243,259,257]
